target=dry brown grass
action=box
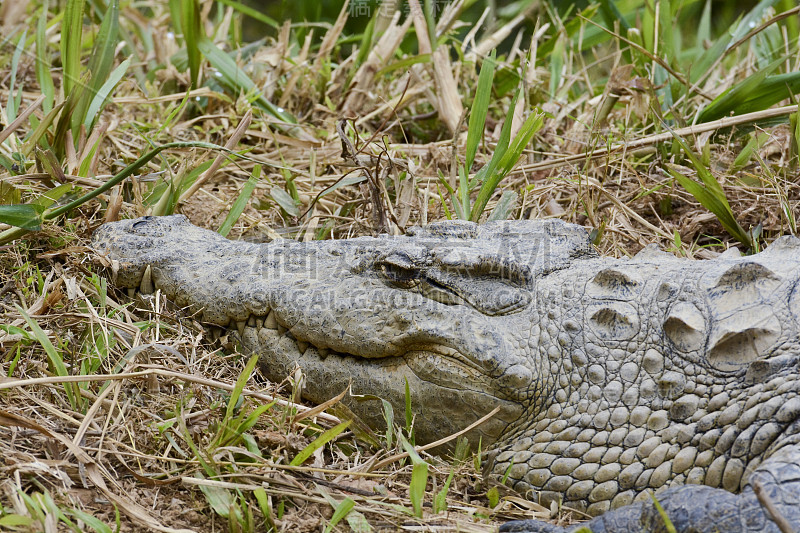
[1,1,799,531]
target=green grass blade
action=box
[464,85,523,207]
[380,398,394,449]
[253,488,277,531]
[289,421,351,466]
[219,165,260,236]
[0,205,45,230]
[0,141,229,244]
[730,0,782,42]
[496,111,545,176]
[549,35,565,98]
[458,167,470,219]
[354,14,376,74]
[224,354,259,421]
[181,0,202,88]
[658,0,674,62]
[433,469,455,513]
[344,510,372,533]
[409,461,428,518]
[61,0,85,96]
[399,433,424,465]
[271,186,299,217]
[215,0,279,29]
[641,2,655,58]
[688,24,734,84]
[730,132,769,173]
[323,497,355,533]
[487,486,500,508]
[156,90,192,135]
[7,29,28,124]
[74,0,120,132]
[470,110,545,221]
[791,104,800,159]
[51,83,85,159]
[697,0,711,45]
[21,101,65,157]
[422,0,436,50]
[236,403,274,434]
[45,141,220,220]
[218,403,273,448]
[0,514,35,528]
[486,190,518,221]
[17,305,78,409]
[667,165,752,247]
[697,57,796,122]
[375,53,431,78]
[38,492,76,529]
[404,377,413,438]
[597,0,631,32]
[490,88,521,171]
[83,57,131,132]
[465,50,496,171]
[32,183,73,210]
[197,37,296,124]
[78,136,103,177]
[196,476,234,518]
[398,433,428,517]
[650,493,678,533]
[35,1,55,114]
[691,0,781,85]
[67,509,112,533]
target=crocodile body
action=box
[92,215,800,532]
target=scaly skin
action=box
[92,215,800,532]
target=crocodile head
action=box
[92,214,595,447]
[93,214,800,518]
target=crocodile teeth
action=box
[127,288,136,297]
[254,316,265,329]
[264,311,278,330]
[297,341,309,354]
[209,326,222,341]
[277,324,287,336]
[719,247,742,259]
[140,265,154,294]
[247,316,256,327]
[318,348,329,359]
[236,320,246,336]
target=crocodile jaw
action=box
[242,325,525,446]
[92,215,532,447]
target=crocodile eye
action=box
[380,262,419,288]
[377,251,422,288]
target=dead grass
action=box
[1,1,799,531]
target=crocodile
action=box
[92,214,800,532]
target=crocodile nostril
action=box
[132,216,155,229]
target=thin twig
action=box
[516,104,799,174]
[752,480,794,533]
